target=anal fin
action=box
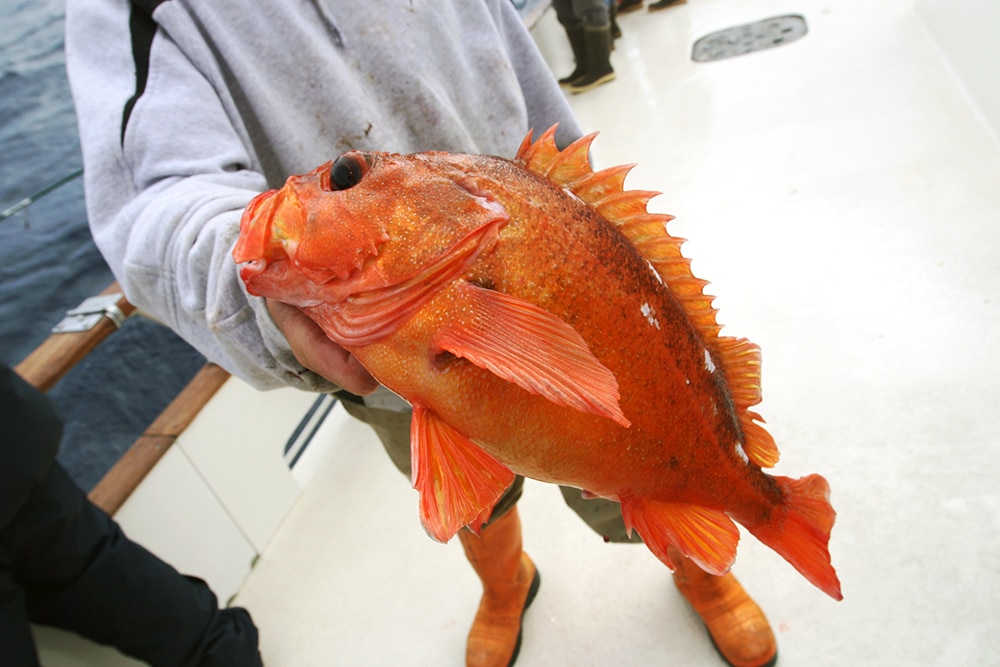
[621,498,740,576]
[410,404,515,542]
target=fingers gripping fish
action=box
[233,127,842,600]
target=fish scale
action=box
[233,126,842,601]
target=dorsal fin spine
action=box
[514,130,536,162]
[545,132,598,183]
[570,164,635,204]
[596,192,660,222]
[517,125,561,174]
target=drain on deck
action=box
[692,15,807,63]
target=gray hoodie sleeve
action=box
[65,1,344,392]
[64,0,581,393]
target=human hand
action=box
[266,299,378,395]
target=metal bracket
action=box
[52,293,129,333]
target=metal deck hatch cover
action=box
[692,15,808,63]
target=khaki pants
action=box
[337,392,642,544]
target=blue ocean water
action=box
[1,0,205,491]
[0,0,103,348]
[2,0,551,489]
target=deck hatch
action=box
[692,15,808,62]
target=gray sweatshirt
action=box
[65,0,582,392]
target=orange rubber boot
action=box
[458,507,541,667]
[669,546,778,667]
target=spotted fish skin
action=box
[233,127,842,600]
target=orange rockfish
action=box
[233,127,842,600]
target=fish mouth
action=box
[233,189,280,265]
[233,188,315,301]
[233,184,384,305]
[238,258,267,288]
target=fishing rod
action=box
[0,168,84,222]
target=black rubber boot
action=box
[558,26,588,86]
[569,24,616,93]
[649,0,687,11]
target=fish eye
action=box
[329,154,366,190]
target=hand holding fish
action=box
[266,298,378,395]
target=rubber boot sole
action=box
[649,0,687,11]
[569,71,616,94]
[708,633,778,667]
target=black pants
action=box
[1,365,262,667]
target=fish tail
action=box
[745,474,843,600]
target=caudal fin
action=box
[745,474,843,600]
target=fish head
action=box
[233,150,509,310]
[232,157,389,306]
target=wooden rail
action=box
[15,281,229,515]
[15,283,137,392]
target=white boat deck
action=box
[37,0,1000,665]
[233,1,1000,664]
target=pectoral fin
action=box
[433,282,630,427]
[410,404,516,542]
[621,497,740,576]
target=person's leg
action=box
[338,392,536,667]
[669,545,777,667]
[552,0,589,85]
[458,508,539,667]
[5,461,261,667]
[0,365,56,667]
[618,0,645,14]
[559,488,776,667]
[567,0,615,93]
[1,365,261,666]
[609,0,622,42]
[551,0,583,29]
[0,570,39,667]
[337,392,527,518]
[576,0,610,26]
[338,391,415,476]
[558,486,643,543]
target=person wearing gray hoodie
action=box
[65,2,777,666]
